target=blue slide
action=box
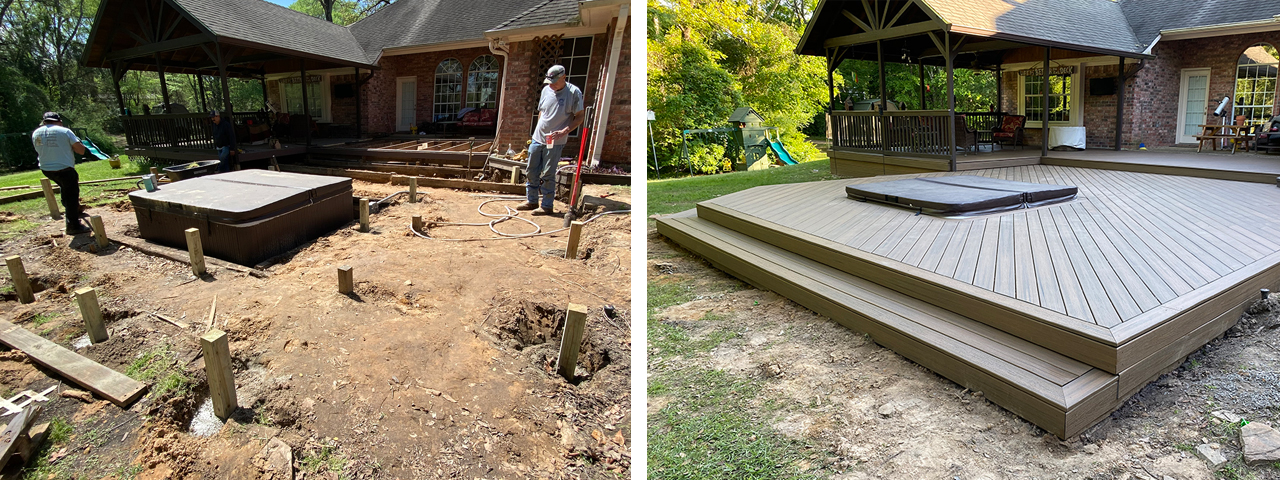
[769,140,797,165]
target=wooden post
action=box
[337,266,353,294]
[359,199,370,232]
[4,256,34,304]
[149,167,160,177]
[511,167,521,185]
[354,67,362,139]
[945,33,956,171]
[200,329,237,420]
[74,287,108,344]
[565,221,584,260]
[411,215,423,234]
[1115,55,1125,151]
[39,179,60,220]
[89,216,108,248]
[1042,46,1050,158]
[184,228,206,276]
[300,60,311,147]
[408,177,418,203]
[557,304,588,381]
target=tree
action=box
[647,0,833,177]
[288,0,372,26]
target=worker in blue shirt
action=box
[210,110,237,172]
[31,112,91,234]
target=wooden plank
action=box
[389,175,525,195]
[900,218,946,266]
[932,219,974,278]
[914,221,959,272]
[1011,212,1040,305]
[0,321,146,407]
[952,219,988,285]
[1057,202,1143,320]
[306,159,473,178]
[992,214,1016,297]
[1049,206,1122,327]
[1025,209,1065,314]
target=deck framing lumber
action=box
[0,321,147,407]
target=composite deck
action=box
[657,164,1280,438]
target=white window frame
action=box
[434,59,463,123]
[1232,43,1279,126]
[560,36,594,138]
[465,55,500,109]
[277,73,332,123]
[1017,68,1081,127]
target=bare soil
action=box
[0,180,632,479]
[649,225,1280,480]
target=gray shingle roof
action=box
[1119,0,1280,49]
[173,0,372,66]
[348,0,548,55]
[488,0,581,33]
[928,0,1144,55]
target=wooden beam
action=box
[39,180,59,220]
[841,9,874,33]
[104,34,212,62]
[557,304,588,380]
[0,320,147,407]
[824,21,940,48]
[338,266,353,293]
[860,0,877,29]
[886,1,912,29]
[74,287,108,344]
[4,256,34,304]
[185,228,205,276]
[920,40,1023,58]
[200,330,236,420]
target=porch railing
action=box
[121,111,270,150]
[829,110,954,158]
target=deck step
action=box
[657,210,1121,438]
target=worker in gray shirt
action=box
[517,65,584,215]
[31,112,91,234]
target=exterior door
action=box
[396,77,416,132]
[1176,68,1210,144]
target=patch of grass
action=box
[648,159,838,217]
[0,156,148,189]
[47,417,72,444]
[29,313,57,328]
[0,284,12,295]
[22,417,74,479]
[300,444,348,479]
[112,462,144,480]
[125,343,193,399]
[0,218,39,241]
[1174,442,1196,452]
[648,278,697,315]
[648,368,832,479]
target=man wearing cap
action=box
[210,110,237,172]
[517,64,585,215]
[31,112,91,234]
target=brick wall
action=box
[1126,33,1280,148]
[997,34,1280,150]
[360,46,498,134]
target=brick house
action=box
[798,0,1280,176]
[263,0,632,166]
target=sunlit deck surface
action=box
[657,164,1280,437]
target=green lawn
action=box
[648,159,839,217]
[0,157,149,240]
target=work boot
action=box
[532,207,554,216]
[514,202,537,211]
[65,218,91,235]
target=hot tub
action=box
[129,170,352,266]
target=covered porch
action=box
[801,0,1151,176]
[81,0,381,164]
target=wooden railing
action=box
[121,111,269,150]
[829,110,954,158]
[960,111,1004,144]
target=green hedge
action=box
[0,128,90,171]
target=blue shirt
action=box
[532,82,584,146]
[31,125,80,171]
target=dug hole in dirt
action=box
[0,179,631,479]
[649,226,1280,480]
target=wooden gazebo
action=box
[799,0,1153,174]
[80,0,379,161]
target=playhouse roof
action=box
[729,107,764,124]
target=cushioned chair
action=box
[992,115,1026,150]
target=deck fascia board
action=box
[695,201,1120,366]
[658,213,1122,438]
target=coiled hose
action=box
[411,198,629,242]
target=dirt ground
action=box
[649,225,1280,480]
[0,179,631,479]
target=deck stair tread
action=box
[657,211,1119,438]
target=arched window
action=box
[466,55,500,109]
[434,59,462,122]
[1233,43,1278,125]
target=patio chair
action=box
[954,114,978,154]
[992,115,1026,150]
